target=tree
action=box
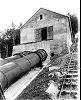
[0,24,20,58]
[14,29,20,45]
[0,34,9,58]
[11,22,16,29]
[4,28,20,57]
[19,22,22,29]
[68,14,78,38]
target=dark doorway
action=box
[41,27,47,41]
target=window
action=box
[35,26,53,42]
[47,26,53,39]
[35,28,41,42]
[40,15,43,20]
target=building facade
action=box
[13,8,72,63]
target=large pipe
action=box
[0,49,47,91]
[0,51,30,66]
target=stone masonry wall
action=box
[13,37,69,64]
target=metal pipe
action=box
[0,49,47,91]
[0,51,30,66]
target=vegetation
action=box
[68,14,78,39]
[0,22,22,58]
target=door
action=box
[41,27,47,41]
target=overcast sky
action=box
[0,0,80,31]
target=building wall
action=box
[20,18,69,42]
[13,9,72,64]
[13,40,50,63]
[13,39,69,64]
[20,8,69,44]
[21,28,35,43]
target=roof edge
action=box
[20,8,69,30]
[20,8,42,30]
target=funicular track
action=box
[58,52,78,100]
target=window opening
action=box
[41,27,47,41]
[40,15,43,20]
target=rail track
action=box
[58,52,78,100]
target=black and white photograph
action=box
[0,0,80,100]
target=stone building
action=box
[13,8,72,63]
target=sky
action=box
[0,0,80,32]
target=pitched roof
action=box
[20,8,68,29]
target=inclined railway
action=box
[58,53,78,99]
